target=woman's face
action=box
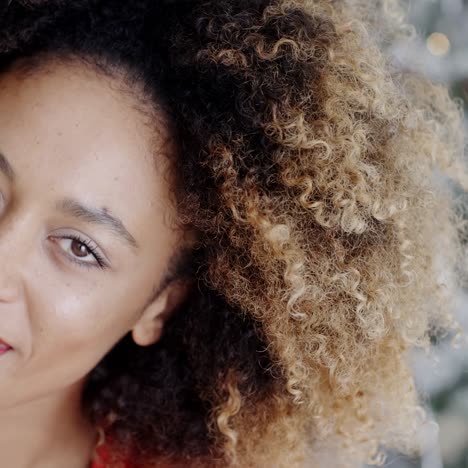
[0,59,187,407]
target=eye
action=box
[53,234,108,269]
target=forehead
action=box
[0,58,176,246]
[0,58,157,169]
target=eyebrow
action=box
[0,151,138,250]
[56,198,139,250]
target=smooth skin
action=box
[0,59,192,467]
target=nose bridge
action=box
[0,210,31,300]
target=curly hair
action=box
[1,0,467,466]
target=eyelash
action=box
[59,234,107,270]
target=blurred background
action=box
[375,1,468,467]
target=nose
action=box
[0,274,21,303]
[0,214,28,303]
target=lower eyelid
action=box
[68,254,98,269]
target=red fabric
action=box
[90,441,134,468]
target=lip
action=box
[0,338,12,352]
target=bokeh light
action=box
[426,31,451,56]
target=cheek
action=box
[23,278,135,385]
[3,253,157,406]
[35,279,121,338]
[0,278,137,408]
